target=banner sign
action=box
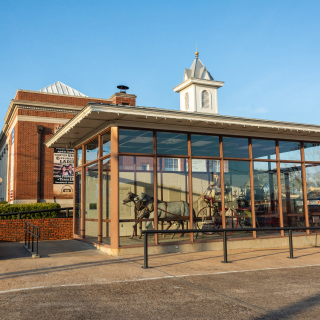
[53,148,74,196]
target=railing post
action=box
[143,232,148,268]
[27,224,29,249]
[32,225,34,252]
[222,230,228,263]
[36,228,39,255]
[24,222,26,246]
[289,229,293,259]
[66,208,69,218]
[18,213,21,219]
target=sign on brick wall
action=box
[53,148,74,196]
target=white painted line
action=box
[1,264,320,295]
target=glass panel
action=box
[157,158,190,243]
[102,132,111,157]
[224,161,252,238]
[86,138,99,163]
[280,163,304,231]
[157,132,188,156]
[77,148,82,166]
[192,159,222,241]
[252,139,276,160]
[102,158,111,244]
[191,134,220,157]
[119,129,153,154]
[253,162,280,236]
[75,171,81,236]
[279,141,301,161]
[119,156,154,246]
[304,143,320,162]
[305,164,320,231]
[223,137,249,158]
[85,162,99,240]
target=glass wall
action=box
[253,162,280,235]
[85,162,99,240]
[157,157,189,243]
[75,127,318,248]
[305,164,320,229]
[223,137,249,158]
[119,156,154,246]
[119,129,153,154]
[75,171,81,236]
[77,148,82,166]
[192,159,222,241]
[157,132,188,155]
[280,163,304,228]
[86,138,99,163]
[224,161,252,238]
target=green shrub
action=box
[0,201,8,204]
[0,203,61,220]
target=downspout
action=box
[37,126,44,203]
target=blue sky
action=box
[0,0,319,125]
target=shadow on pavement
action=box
[0,242,30,261]
[258,292,320,319]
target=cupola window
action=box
[185,93,189,110]
[202,90,209,108]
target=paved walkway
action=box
[1,240,320,319]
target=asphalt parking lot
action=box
[1,240,320,319]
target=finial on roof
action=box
[195,43,199,58]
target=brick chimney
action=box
[109,85,136,106]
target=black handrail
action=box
[141,226,320,268]
[24,221,40,256]
[0,207,73,219]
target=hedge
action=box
[0,203,61,220]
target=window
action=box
[119,129,153,154]
[102,132,111,156]
[157,132,188,156]
[185,92,189,110]
[164,158,179,171]
[141,164,149,171]
[202,90,209,108]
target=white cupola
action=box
[173,52,224,114]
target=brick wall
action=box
[0,218,73,242]
[112,96,136,106]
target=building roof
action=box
[183,54,214,81]
[39,81,87,97]
[45,103,320,149]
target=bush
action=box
[0,203,61,220]
[0,201,8,204]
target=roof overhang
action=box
[45,103,320,149]
[173,78,224,92]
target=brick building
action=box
[0,81,136,205]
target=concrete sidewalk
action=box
[1,240,320,319]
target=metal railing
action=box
[141,226,320,268]
[24,221,40,255]
[0,207,73,219]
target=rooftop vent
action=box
[117,85,129,93]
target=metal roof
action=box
[184,55,214,81]
[45,104,320,149]
[39,81,87,97]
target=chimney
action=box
[109,85,137,106]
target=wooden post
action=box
[110,127,119,249]
[301,143,309,234]
[276,141,284,236]
[153,131,158,244]
[98,135,103,243]
[188,134,194,242]
[73,149,77,236]
[249,139,256,238]
[81,144,86,239]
